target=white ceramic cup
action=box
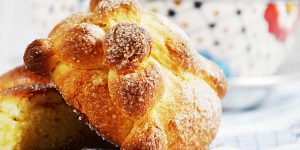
[141,0,300,77]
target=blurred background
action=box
[0,0,300,149]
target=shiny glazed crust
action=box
[24,0,228,149]
[0,66,54,96]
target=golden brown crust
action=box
[23,39,56,76]
[165,36,227,98]
[59,23,105,69]
[164,79,222,150]
[0,66,52,90]
[0,66,55,100]
[49,13,90,40]
[0,66,115,149]
[23,0,228,149]
[0,85,55,99]
[92,0,137,16]
[52,64,134,144]
[88,0,139,31]
[104,23,152,74]
[122,119,167,150]
[90,0,101,12]
[108,61,164,118]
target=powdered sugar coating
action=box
[23,0,228,149]
[121,119,167,149]
[93,0,136,15]
[104,23,152,74]
[60,23,105,69]
[109,61,164,118]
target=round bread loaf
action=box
[24,0,227,149]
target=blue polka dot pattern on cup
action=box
[141,0,300,76]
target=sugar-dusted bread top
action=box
[24,0,228,149]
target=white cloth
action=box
[213,81,300,150]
